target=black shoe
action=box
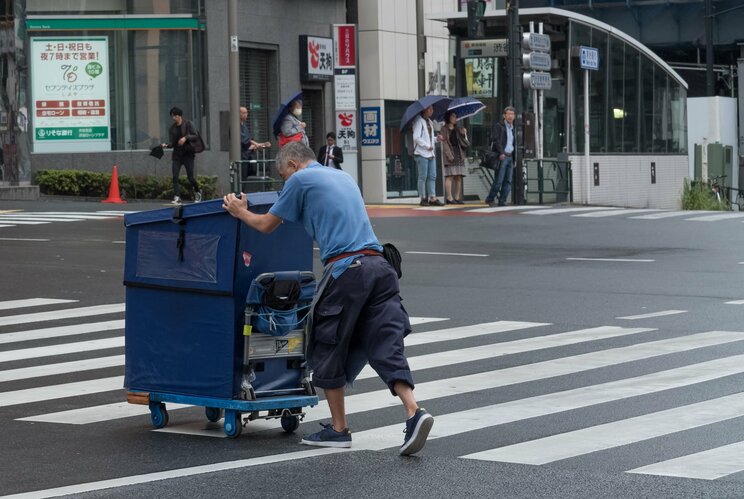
[445,199,455,205]
[497,202,506,206]
[454,199,465,205]
[419,198,429,206]
[429,199,444,206]
[487,201,498,207]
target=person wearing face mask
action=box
[280,99,309,148]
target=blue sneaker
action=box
[301,423,352,448]
[400,408,434,456]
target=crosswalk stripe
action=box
[572,209,662,218]
[0,376,123,408]
[685,213,744,222]
[629,211,705,220]
[0,355,124,382]
[0,303,125,327]
[616,310,687,320]
[462,391,744,466]
[467,206,547,213]
[628,441,744,480]
[0,225,13,228]
[414,206,463,211]
[0,220,48,225]
[356,326,655,380]
[405,320,550,346]
[0,320,124,345]
[18,401,187,425]
[296,330,744,428]
[0,214,118,220]
[9,212,125,217]
[0,337,124,363]
[525,207,622,216]
[0,217,81,222]
[0,298,77,311]
[408,317,448,326]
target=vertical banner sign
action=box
[30,37,111,152]
[335,111,357,151]
[300,35,333,82]
[334,24,356,69]
[360,107,381,146]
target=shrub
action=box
[681,178,728,211]
[35,169,219,201]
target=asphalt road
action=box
[3,199,744,498]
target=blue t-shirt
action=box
[269,162,382,276]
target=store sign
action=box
[460,39,507,58]
[360,107,381,146]
[333,24,356,69]
[335,111,358,152]
[300,35,333,82]
[579,46,600,71]
[465,58,495,98]
[334,73,356,110]
[30,36,111,152]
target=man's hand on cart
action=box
[223,192,247,215]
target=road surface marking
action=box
[0,355,124,382]
[462,391,744,466]
[0,298,77,311]
[629,211,710,220]
[0,220,48,225]
[628,441,744,480]
[0,237,50,241]
[566,258,654,263]
[408,317,448,326]
[525,207,622,215]
[0,337,124,363]
[0,303,125,327]
[0,376,124,408]
[725,300,744,305]
[0,320,124,345]
[617,310,687,320]
[406,251,489,257]
[466,206,548,213]
[572,209,662,218]
[685,213,744,222]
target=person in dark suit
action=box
[317,132,344,169]
[485,106,516,207]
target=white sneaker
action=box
[171,195,181,204]
[194,191,202,203]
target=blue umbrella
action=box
[399,95,451,132]
[440,96,486,122]
[271,90,303,138]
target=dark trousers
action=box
[172,156,199,196]
[485,155,513,204]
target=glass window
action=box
[569,21,591,153]
[588,28,608,153]
[622,46,640,153]
[639,55,654,153]
[385,100,418,199]
[27,0,203,15]
[653,68,669,153]
[669,81,687,153]
[607,38,624,153]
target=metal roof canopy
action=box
[428,6,688,89]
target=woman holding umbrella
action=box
[280,99,309,147]
[411,106,443,206]
[439,110,469,204]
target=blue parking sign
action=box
[361,106,381,146]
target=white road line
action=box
[405,320,550,346]
[566,258,655,263]
[408,317,448,326]
[467,206,548,213]
[414,206,463,211]
[0,376,123,408]
[0,355,124,382]
[0,320,124,345]
[0,220,48,225]
[525,207,622,216]
[9,212,123,217]
[3,214,118,220]
[629,211,708,220]
[628,441,744,480]
[0,227,18,229]
[0,303,125,327]
[463,391,744,466]
[17,401,188,425]
[725,300,744,305]
[617,310,687,320]
[0,217,80,222]
[0,337,124,363]
[685,213,744,222]
[355,326,655,380]
[572,209,662,218]
[0,237,50,241]
[0,448,344,499]
[406,251,489,257]
[0,298,77,311]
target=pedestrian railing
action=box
[229,149,283,193]
[523,159,572,204]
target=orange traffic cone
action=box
[101,165,126,204]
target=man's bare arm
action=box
[222,193,283,234]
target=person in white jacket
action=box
[411,106,443,206]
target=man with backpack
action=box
[161,107,202,204]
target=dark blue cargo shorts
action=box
[309,255,414,395]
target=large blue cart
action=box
[123,194,318,438]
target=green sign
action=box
[85,62,103,78]
[36,127,109,140]
[26,18,201,31]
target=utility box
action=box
[694,142,734,183]
[122,193,313,399]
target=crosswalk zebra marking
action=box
[0,355,124,383]
[0,220,48,225]
[617,310,687,320]
[0,217,81,223]
[629,211,712,220]
[525,207,623,216]
[0,337,124,363]
[0,298,77,311]
[0,303,125,327]
[685,213,744,222]
[467,206,547,214]
[404,321,550,346]
[628,441,744,480]
[572,209,663,218]
[0,376,123,408]
[463,391,744,466]
[0,320,124,345]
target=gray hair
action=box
[275,141,316,173]
[503,106,516,114]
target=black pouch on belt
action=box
[382,243,402,279]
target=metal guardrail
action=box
[523,159,572,204]
[228,149,283,193]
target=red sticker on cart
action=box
[242,251,252,267]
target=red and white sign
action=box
[333,24,356,69]
[300,35,333,82]
[335,111,357,153]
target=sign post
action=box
[332,24,359,184]
[522,29,551,161]
[579,45,599,204]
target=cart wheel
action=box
[205,407,223,422]
[281,414,300,433]
[224,410,242,438]
[149,402,169,429]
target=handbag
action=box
[279,132,303,148]
[481,143,499,170]
[182,122,205,154]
